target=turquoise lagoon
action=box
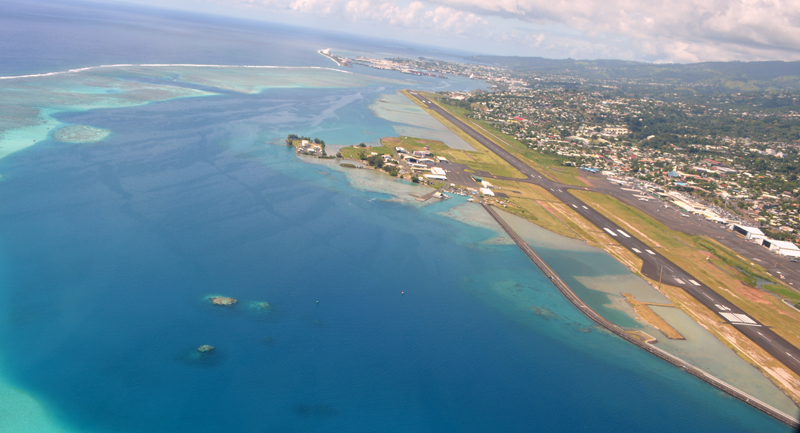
[0,66,792,432]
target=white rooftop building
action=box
[729,224,765,240]
[762,239,800,258]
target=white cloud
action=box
[200,0,800,62]
[427,0,800,61]
[245,0,486,34]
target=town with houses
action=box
[437,88,800,247]
[320,49,800,259]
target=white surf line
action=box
[0,63,353,80]
[617,229,631,238]
[603,228,618,237]
[318,49,341,66]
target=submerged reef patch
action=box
[177,346,222,367]
[52,125,110,143]
[250,301,272,311]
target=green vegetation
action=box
[382,131,525,179]
[422,92,586,186]
[762,284,800,302]
[338,144,392,159]
[286,134,326,147]
[338,142,399,176]
[694,238,775,286]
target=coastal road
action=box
[407,90,800,377]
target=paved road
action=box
[407,91,800,377]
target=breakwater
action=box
[482,203,800,428]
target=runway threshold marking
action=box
[617,229,631,238]
[571,204,578,208]
[645,249,656,255]
[689,279,701,286]
[603,228,618,237]
[674,278,686,285]
[582,206,588,209]
[632,248,641,253]
[720,312,759,325]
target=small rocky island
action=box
[210,296,237,306]
[197,345,215,353]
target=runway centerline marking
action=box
[603,228,618,237]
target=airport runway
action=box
[407,91,800,377]
[585,177,800,288]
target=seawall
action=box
[482,203,800,428]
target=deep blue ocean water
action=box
[0,1,794,432]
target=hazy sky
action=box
[120,0,800,63]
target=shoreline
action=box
[317,49,350,67]
[0,63,352,81]
[482,202,800,428]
